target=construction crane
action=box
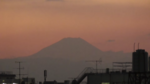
[85,58,102,73]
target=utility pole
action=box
[27,67,29,84]
[15,61,27,84]
[85,58,102,73]
[44,70,47,82]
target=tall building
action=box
[132,49,148,72]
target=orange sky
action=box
[0,0,150,59]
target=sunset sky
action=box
[0,0,150,59]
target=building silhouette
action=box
[0,71,16,84]
[132,49,148,72]
[70,49,150,84]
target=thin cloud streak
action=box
[107,40,115,42]
[46,0,64,2]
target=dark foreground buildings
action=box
[0,71,35,84]
[71,49,150,84]
[0,71,16,84]
[1,49,149,84]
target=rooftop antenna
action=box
[113,62,132,70]
[85,58,102,73]
[134,43,135,52]
[138,43,139,49]
[15,61,27,84]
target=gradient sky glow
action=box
[0,0,150,58]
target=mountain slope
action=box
[29,37,103,60]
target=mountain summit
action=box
[30,37,102,60]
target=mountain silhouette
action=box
[0,37,132,82]
[29,37,103,60]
